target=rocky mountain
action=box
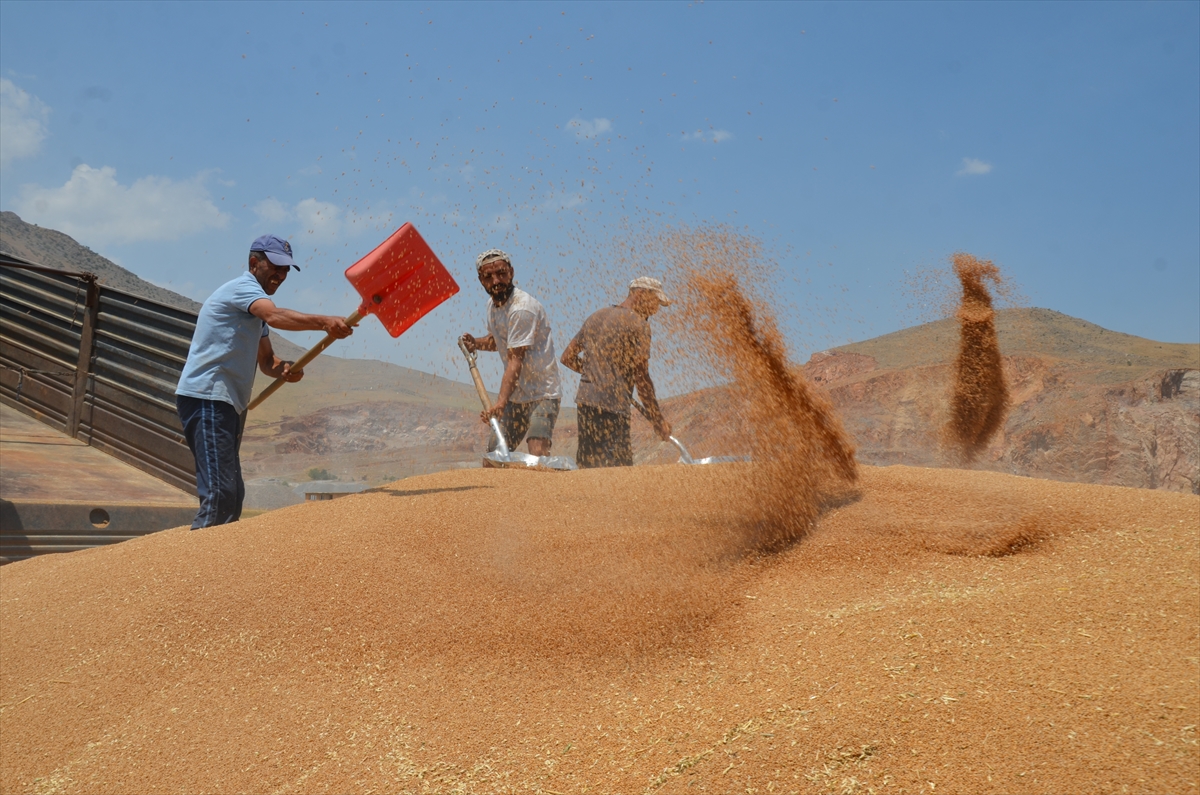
[0,211,203,312]
[562,309,1199,494]
[805,308,1200,493]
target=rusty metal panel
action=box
[66,278,100,437]
[1,257,198,496]
[0,260,84,430]
[76,289,197,494]
[0,500,196,565]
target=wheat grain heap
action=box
[2,238,1197,794]
[2,466,1196,793]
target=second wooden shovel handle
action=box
[458,337,492,410]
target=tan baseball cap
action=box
[629,276,671,306]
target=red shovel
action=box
[248,223,459,410]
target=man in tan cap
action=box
[560,277,672,468]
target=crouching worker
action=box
[561,276,673,468]
[175,234,353,529]
[460,248,562,456]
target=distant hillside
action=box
[835,307,1198,379]
[800,308,1200,493]
[0,211,315,358]
[643,308,1199,492]
[247,355,480,424]
[0,211,203,312]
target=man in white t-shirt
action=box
[460,248,562,456]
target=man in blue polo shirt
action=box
[176,234,353,529]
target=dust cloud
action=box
[944,252,1010,462]
[656,226,859,548]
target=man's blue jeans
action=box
[176,395,246,529]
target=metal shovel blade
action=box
[631,400,746,465]
[482,418,577,471]
[668,435,747,466]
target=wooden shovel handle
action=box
[247,309,364,411]
[458,337,492,410]
[467,366,491,411]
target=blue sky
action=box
[2,1,1197,390]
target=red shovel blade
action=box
[345,223,460,338]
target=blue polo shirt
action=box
[176,271,271,413]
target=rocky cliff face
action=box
[804,350,1199,494]
[609,309,1200,494]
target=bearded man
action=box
[459,248,563,456]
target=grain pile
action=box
[2,463,1197,794]
[945,252,1010,462]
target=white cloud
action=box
[251,197,363,240]
[295,198,342,237]
[957,157,993,176]
[15,164,229,246]
[683,128,733,144]
[253,197,291,223]
[1,78,51,168]
[567,117,613,140]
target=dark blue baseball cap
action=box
[250,234,299,270]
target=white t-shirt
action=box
[486,287,562,403]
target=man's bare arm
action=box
[634,363,672,441]
[249,298,352,338]
[560,335,584,373]
[461,333,497,353]
[482,347,527,422]
[257,335,303,382]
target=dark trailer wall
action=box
[1,255,200,562]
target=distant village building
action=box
[296,481,368,502]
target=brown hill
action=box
[563,308,1200,492]
[803,308,1200,493]
[1,464,1196,793]
[833,307,1198,376]
[240,308,1199,499]
[0,211,203,313]
[239,359,495,497]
